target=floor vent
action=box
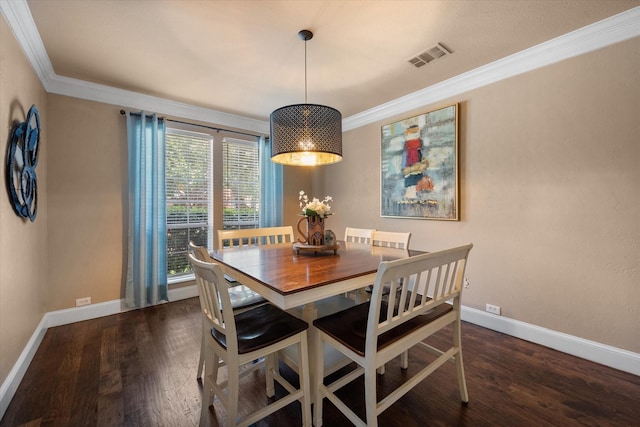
[408,43,452,68]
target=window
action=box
[166,128,213,278]
[165,128,260,279]
[222,137,260,230]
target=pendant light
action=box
[270,30,342,166]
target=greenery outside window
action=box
[166,128,213,278]
[165,128,260,279]
[223,137,260,231]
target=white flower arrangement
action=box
[299,190,333,217]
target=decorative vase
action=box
[297,215,325,245]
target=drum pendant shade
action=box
[270,103,342,166]
[270,30,342,166]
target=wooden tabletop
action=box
[211,241,422,309]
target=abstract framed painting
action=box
[381,103,459,220]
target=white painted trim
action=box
[0,315,47,420]
[46,74,271,135]
[0,284,198,420]
[4,1,639,134]
[2,2,639,417]
[0,0,269,135]
[45,299,124,328]
[168,283,199,301]
[44,284,199,328]
[343,6,640,130]
[461,306,640,376]
[0,0,54,88]
[2,295,637,421]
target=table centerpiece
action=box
[294,191,337,253]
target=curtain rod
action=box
[119,110,264,139]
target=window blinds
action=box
[222,137,260,229]
[165,128,212,276]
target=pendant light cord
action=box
[304,37,308,104]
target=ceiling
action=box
[21,0,640,124]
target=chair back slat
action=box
[371,230,411,249]
[188,241,211,261]
[345,227,375,244]
[217,226,295,248]
[188,253,239,352]
[366,244,473,348]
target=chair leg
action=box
[298,332,312,427]
[364,367,378,427]
[314,332,325,427]
[211,353,221,400]
[197,321,205,379]
[265,354,276,398]
[199,399,209,427]
[200,346,214,426]
[400,350,409,370]
[226,358,240,426]
[453,319,469,403]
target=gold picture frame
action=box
[381,103,459,220]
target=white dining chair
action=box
[188,241,266,380]
[364,230,412,298]
[366,230,413,373]
[313,244,473,427]
[344,227,375,244]
[217,226,295,248]
[189,254,312,427]
[371,230,411,249]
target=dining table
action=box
[210,240,423,394]
[211,240,422,309]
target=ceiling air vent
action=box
[408,43,451,68]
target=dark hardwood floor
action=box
[2,297,639,427]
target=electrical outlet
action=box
[76,297,91,307]
[463,278,470,289]
[486,303,501,315]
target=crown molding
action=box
[342,6,640,131]
[0,0,55,88]
[0,0,269,134]
[46,74,271,134]
[3,1,639,133]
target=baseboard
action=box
[0,285,199,420]
[168,283,199,301]
[461,306,640,376]
[0,315,48,419]
[44,285,198,328]
[2,295,637,422]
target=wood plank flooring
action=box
[1,297,639,426]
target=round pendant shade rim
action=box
[270,103,342,115]
[269,103,343,166]
[271,152,343,166]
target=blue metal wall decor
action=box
[6,104,40,221]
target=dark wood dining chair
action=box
[312,243,473,427]
[189,254,312,427]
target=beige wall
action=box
[0,17,48,385]
[46,96,127,309]
[45,96,311,309]
[319,37,640,353]
[1,10,638,394]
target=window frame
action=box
[165,124,260,284]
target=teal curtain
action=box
[259,136,283,227]
[125,111,168,307]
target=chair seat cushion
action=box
[228,284,266,310]
[313,299,452,357]
[212,303,308,354]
